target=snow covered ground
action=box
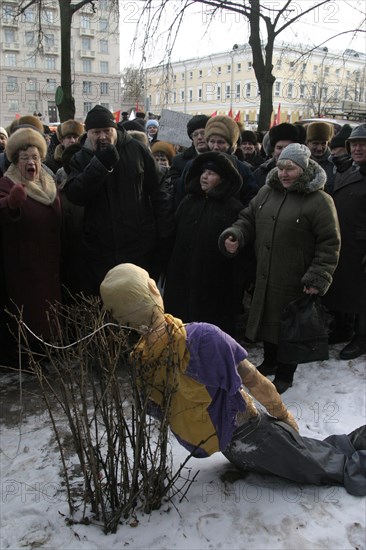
[0,342,365,550]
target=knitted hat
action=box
[278,143,311,170]
[146,119,159,129]
[6,127,47,163]
[345,123,366,153]
[57,119,84,140]
[151,141,176,164]
[205,115,240,147]
[0,127,8,138]
[306,122,334,142]
[84,105,117,131]
[186,114,210,139]
[17,115,45,134]
[241,130,257,145]
[269,123,300,147]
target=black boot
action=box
[257,341,278,376]
[340,313,366,360]
[328,311,355,345]
[272,362,297,394]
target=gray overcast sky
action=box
[119,0,366,68]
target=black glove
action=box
[95,143,120,170]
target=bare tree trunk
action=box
[57,0,75,121]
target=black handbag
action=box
[277,294,330,364]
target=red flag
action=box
[113,110,121,123]
[211,110,217,117]
[234,110,241,122]
[228,108,233,118]
[276,103,281,125]
[136,101,139,112]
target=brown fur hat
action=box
[17,115,45,133]
[205,115,240,147]
[127,130,148,146]
[57,119,84,141]
[306,122,334,142]
[151,141,176,164]
[6,128,47,162]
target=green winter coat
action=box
[219,159,340,344]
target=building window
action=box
[248,61,252,70]
[81,15,91,29]
[274,81,281,97]
[287,82,294,98]
[41,9,55,24]
[4,28,16,43]
[199,70,203,78]
[188,89,193,102]
[9,99,19,112]
[324,66,330,76]
[22,8,36,23]
[180,89,185,102]
[25,31,36,46]
[84,102,93,115]
[313,65,318,74]
[100,39,108,53]
[335,68,340,77]
[311,84,317,99]
[217,66,221,75]
[83,81,92,94]
[227,64,231,73]
[28,100,38,113]
[27,78,37,91]
[100,82,109,95]
[82,59,92,72]
[300,84,305,98]
[99,18,108,31]
[173,91,176,103]
[237,62,241,72]
[198,87,202,101]
[100,102,109,109]
[246,82,251,98]
[46,78,57,92]
[45,56,56,70]
[189,71,193,79]
[173,74,176,82]
[321,86,328,99]
[6,76,18,92]
[235,83,240,99]
[45,34,55,47]
[225,84,231,99]
[82,37,91,50]
[100,61,108,74]
[181,73,185,80]
[217,84,221,100]
[5,53,17,67]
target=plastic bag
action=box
[277,294,330,364]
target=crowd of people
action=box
[0,108,365,389]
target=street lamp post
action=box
[230,44,238,112]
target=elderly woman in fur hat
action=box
[219,143,341,393]
[0,128,62,363]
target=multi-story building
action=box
[0,0,120,127]
[143,43,366,127]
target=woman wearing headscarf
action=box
[0,128,61,362]
[219,144,340,392]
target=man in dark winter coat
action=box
[253,123,304,188]
[323,124,366,360]
[64,105,173,296]
[306,121,335,194]
[239,130,265,169]
[169,114,209,208]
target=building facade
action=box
[144,43,366,128]
[0,0,120,127]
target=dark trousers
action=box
[223,412,366,496]
[263,341,297,382]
